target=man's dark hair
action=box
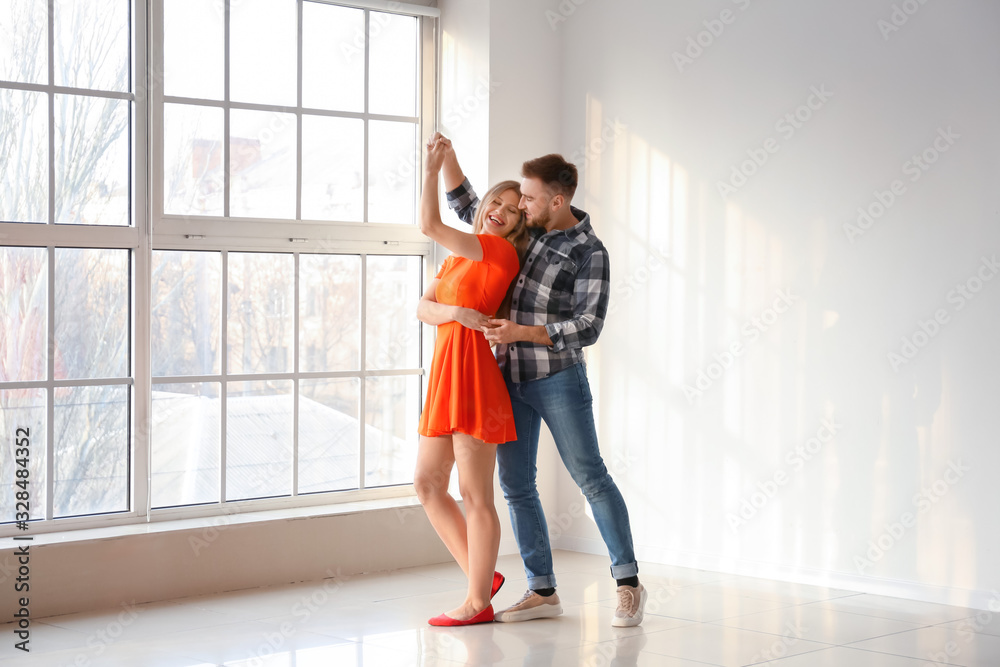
[521,154,578,201]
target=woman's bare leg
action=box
[446,433,500,620]
[415,435,469,575]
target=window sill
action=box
[14,494,425,548]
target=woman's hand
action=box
[425,138,448,174]
[452,306,490,331]
[427,132,465,191]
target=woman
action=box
[414,134,527,626]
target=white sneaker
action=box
[494,589,563,622]
[612,584,647,627]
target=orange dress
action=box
[418,233,520,444]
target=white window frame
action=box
[0,0,149,537]
[0,0,441,537]
[145,0,440,523]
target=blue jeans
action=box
[497,363,638,589]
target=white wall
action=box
[437,0,566,559]
[438,0,490,191]
[542,0,1000,609]
[487,1,563,178]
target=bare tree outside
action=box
[1,1,132,522]
[2,0,425,525]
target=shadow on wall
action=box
[578,77,988,604]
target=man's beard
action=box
[526,209,550,229]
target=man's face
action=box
[518,177,552,228]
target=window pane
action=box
[152,251,222,377]
[0,0,46,84]
[0,89,48,223]
[366,255,420,370]
[227,253,294,375]
[0,247,47,382]
[369,12,417,117]
[230,0,296,106]
[152,383,220,508]
[164,0,224,100]
[365,375,418,488]
[0,389,46,523]
[164,103,224,216]
[299,378,359,494]
[368,121,417,224]
[54,95,130,226]
[54,384,129,517]
[302,2,364,112]
[230,109,296,219]
[227,380,292,500]
[54,0,129,92]
[300,254,360,372]
[55,249,129,381]
[301,116,363,222]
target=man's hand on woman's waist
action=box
[483,319,554,347]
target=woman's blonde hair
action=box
[472,180,529,260]
[472,180,529,319]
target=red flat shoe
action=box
[491,571,505,599]
[428,604,494,627]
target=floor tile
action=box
[759,645,944,666]
[937,612,1000,639]
[490,638,725,667]
[223,640,469,667]
[34,599,236,641]
[636,622,831,666]
[0,643,205,667]
[0,620,90,659]
[169,578,356,622]
[801,594,976,625]
[258,598,418,641]
[847,623,1000,666]
[153,618,356,664]
[694,577,860,605]
[710,602,926,645]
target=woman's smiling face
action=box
[480,189,522,238]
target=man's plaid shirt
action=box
[446,177,610,383]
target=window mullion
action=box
[223,0,231,219]
[362,10,370,225]
[296,0,303,223]
[46,0,54,225]
[45,246,55,521]
[220,250,229,503]
[293,252,300,497]
[358,253,367,491]
[133,0,152,522]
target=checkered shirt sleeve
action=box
[445,177,479,226]
[543,245,609,353]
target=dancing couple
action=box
[414,133,646,628]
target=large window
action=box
[0,0,139,528]
[0,0,438,535]
[148,250,423,509]
[159,0,420,224]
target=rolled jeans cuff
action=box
[610,562,639,580]
[527,574,557,590]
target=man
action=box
[432,133,646,627]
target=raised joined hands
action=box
[425,131,454,173]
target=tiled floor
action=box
[1,550,997,666]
